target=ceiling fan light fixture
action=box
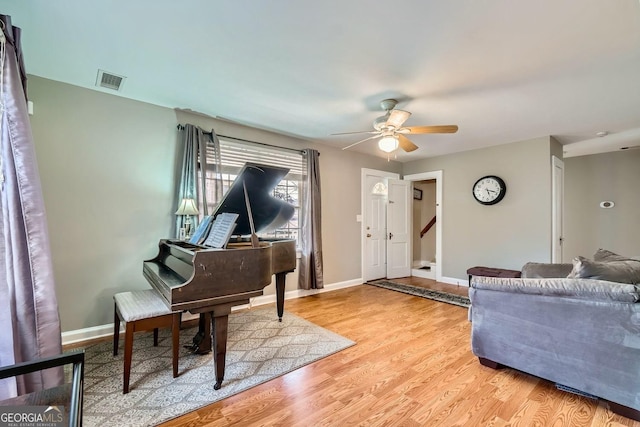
[378,136,399,153]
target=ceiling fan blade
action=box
[342,134,381,150]
[403,125,459,134]
[331,130,379,136]
[386,109,411,128]
[398,134,419,152]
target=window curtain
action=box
[0,15,63,398]
[207,129,223,204]
[175,124,220,234]
[298,149,323,289]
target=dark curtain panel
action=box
[0,15,63,398]
[176,124,208,234]
[298,149,324,289]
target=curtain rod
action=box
[177,124,312,156]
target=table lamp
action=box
[175,198,199,239]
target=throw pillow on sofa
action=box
[593,248,640,262]
[568,256,640,284]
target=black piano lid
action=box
[211,163,295,236]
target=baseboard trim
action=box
[411,268,434,280]
[440,276,469,287]
[61,324,114,346]
[61,278,364,346]
[250,278,362,307]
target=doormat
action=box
[367,280,470,308]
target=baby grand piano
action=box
[143,163,297,389]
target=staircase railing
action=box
[420,216,436,238]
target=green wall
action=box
[563,150,640,259]
[28,76,401,332]
[403,137,557,280]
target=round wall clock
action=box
[472,175,506,205]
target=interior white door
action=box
[386,179,411,279]
[363,175,388,281]
[552,156,565,262]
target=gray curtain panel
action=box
[0,15,63,398]
[208,129,223,204]
[298,149,324,290]
[175,124,213,235]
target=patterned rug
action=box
[367,280,470,307]
[81,306,355,427]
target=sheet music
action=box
[203,213,239,248]
[189,215,213,244]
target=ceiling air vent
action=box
[96,69,126,91]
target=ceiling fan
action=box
[334,99,458,153]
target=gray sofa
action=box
[469,250,640,421]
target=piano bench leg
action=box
[113,302,121,356]
[153,328,159,346]
[123,323,134,394]
[120,315,178,394]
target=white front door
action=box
[363,174,388,281]
[552,156,565,262]
[386,179,411,279]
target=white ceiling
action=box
[2,0,640,162]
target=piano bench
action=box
[113,289,181,394]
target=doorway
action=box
[412,179,437,279]
[404,171,443,282]
[552,156,564,262]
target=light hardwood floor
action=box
[157,280,638,427]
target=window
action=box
[198,137,305,246]
[371,182,387,195]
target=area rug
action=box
[81,306,355,427]
[367,280,470,308]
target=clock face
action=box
[472,176,506,205]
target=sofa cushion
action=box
[568,256,640,284]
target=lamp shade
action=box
[175,198,199,215]
[378,136,399,153]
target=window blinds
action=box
[204,138,305,179]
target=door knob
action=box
[366,233,371,237]
[389,232,393,239]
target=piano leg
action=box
[211,313,228,390]
[189,302,237,390]
[275,272,286,322]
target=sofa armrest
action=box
[521,262,573,278]
[470,276,639,303]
